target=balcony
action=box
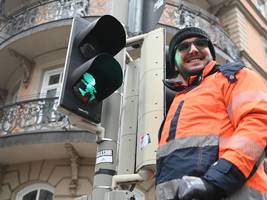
[159,1,240,61]
[0,0,114,44]
[0,97,69,135]
[0,97,97,165]
[0,0,89,44]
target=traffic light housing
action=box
[59,15,126,125]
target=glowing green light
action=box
[78,72,97,102]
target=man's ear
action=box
[166,45,178,79]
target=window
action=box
[40,68,63,122]
[40,68,63,98]
[16,183,54,200]
[256,0,267,18]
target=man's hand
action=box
[177,176,217,200]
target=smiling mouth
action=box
[188,58,202,63]
[186,57,204,63]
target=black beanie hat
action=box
[169,27,216,67]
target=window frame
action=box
[16,183,54,200]
[40,67,64,98]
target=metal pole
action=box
[88,1,130,200]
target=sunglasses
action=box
[176,38,209,53]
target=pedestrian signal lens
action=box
[73,72,97,103]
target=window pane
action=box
[46,89,57,98]
[39,190,53,200]
[22,190,37,200]
[48,74,60,85]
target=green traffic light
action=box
[78,72,97,102]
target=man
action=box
[156,27,267,200]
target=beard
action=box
[176,62,205,79]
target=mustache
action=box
[184,54,205,62]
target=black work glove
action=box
[177,176,223,200]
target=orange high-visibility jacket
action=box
[156,61,267,200]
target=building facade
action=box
[0,0,266,200]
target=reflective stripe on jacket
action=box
[156,61,267,200]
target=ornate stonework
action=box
[65,143,80,196]
[8,49,35,88]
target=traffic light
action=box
[58,15,126,125]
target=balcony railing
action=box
[0,97,71,135]
[0,0,89,43]
[160,1,240,61]
[0,0,239,60]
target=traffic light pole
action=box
[88,1,130,199]
[89,93,122,200]
[87,3,164,198]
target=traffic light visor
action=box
[78,15,126,59]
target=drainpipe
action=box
[128,0,144,35]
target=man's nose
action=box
[188,43,199,53]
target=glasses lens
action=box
[176,39,209,53]
[194,39,209,48]
[177,42,191,52]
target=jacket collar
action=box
[201,60,217,77]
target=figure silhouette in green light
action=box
[79,72,96,102]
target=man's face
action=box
[175,37,213,78]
